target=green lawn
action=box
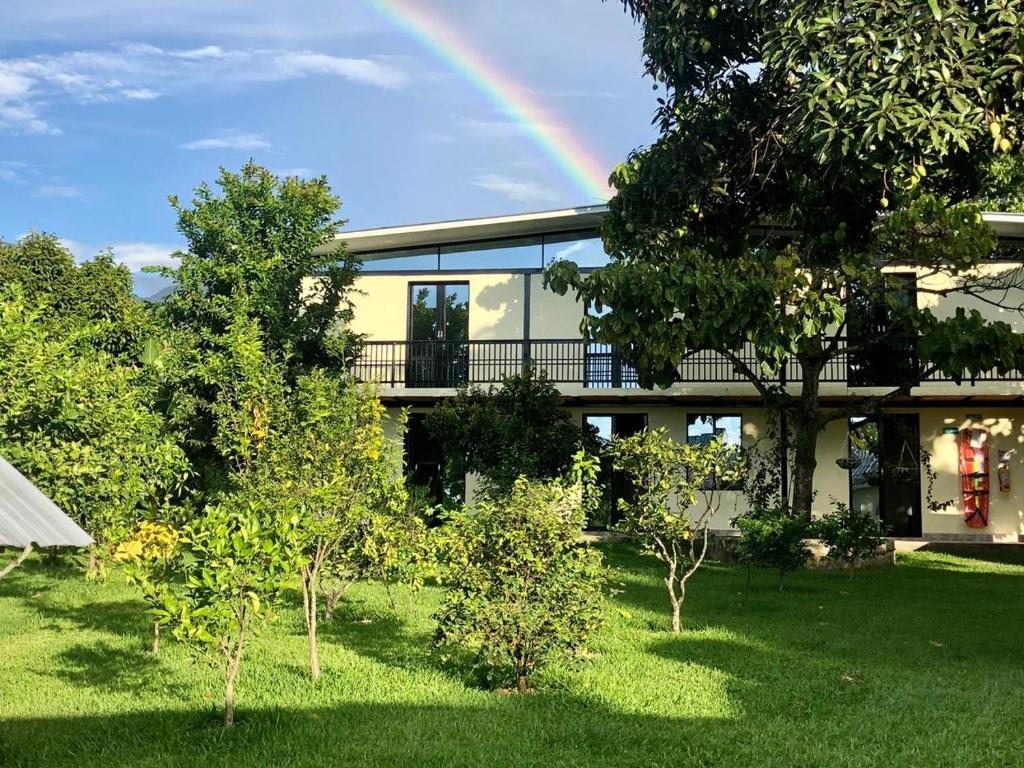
[2,544,1024,768]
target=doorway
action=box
[407,283,469,387]
[584,413,648,528]
[849,414,922,537]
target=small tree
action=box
[425,366,597,497]
[113,520,181,653]
[259,370,411,680]
[154,494,304,727]
[435,456,605,692]
[610,429,743,633]
[815,502,885,577]
[735,508,811,592]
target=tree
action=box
[548,0,1024,519]
[0,233,147,356]
[153,493,304,727]
[257,370,412,680]
[425,366,597,497]
[610,429,743,632]
[435,456,605,692]
[149,163,361,492]
[0,290,189,569]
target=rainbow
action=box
[363,0,612,202]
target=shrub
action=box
[815,502,885,576]
[735,507,810,591]
[609,429,743,632]
[425,365,597,497]
[434,456,605,691]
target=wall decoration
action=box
[959,429,990,528]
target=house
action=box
[332,205,1024,543]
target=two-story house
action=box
[332,205,1024,543]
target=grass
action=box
[2,544,1024,768]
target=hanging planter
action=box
[836,455,862,470]
[890,465,916,481]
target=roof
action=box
[328,206,1024,260]
[328,205,608,259]
[0,455,93,548]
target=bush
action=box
[735,507,810,591]
[815,502,885,576]
[434,457,605,691]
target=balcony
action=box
[350,339,1024,389]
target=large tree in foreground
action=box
[549,0,1024,517]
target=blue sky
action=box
[0,1,657,294]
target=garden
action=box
[3,544,1024,767]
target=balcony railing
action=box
[351,338,1024,389]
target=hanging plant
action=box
[836,455,862,470]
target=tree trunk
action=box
[223,625,246,728]
[224,667,236,728]
[517,672,529,693]
[152,622,160,654]
[301,565,321,681]
[789,362,823,520]
[779,569,786,592]
[88,549,98,574]
[670,598,681,633]
[0,544,33,579]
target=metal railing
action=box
[350,338,1024,389]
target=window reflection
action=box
[544,232,609,269]
[363,247,438,271]
[439,237,542,270]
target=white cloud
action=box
[181,131,272,151]
[274,167,315,178]
[59,236,180,272]
[34,184,81,198]
[108,242,180,271]
[0,43,409,134]
[272,52,407,89]
[472,173,557,204]
[121,87,159,100]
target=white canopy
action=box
[0,454,92,548]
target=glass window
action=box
[439,237,542,270]
[686,414,743,489]
[848,417,881,518]
[544,232,610,269]
[363,247,438,271]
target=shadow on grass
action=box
[0,699,737,768]
[313,594,446,679]
[49,640,190,698]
